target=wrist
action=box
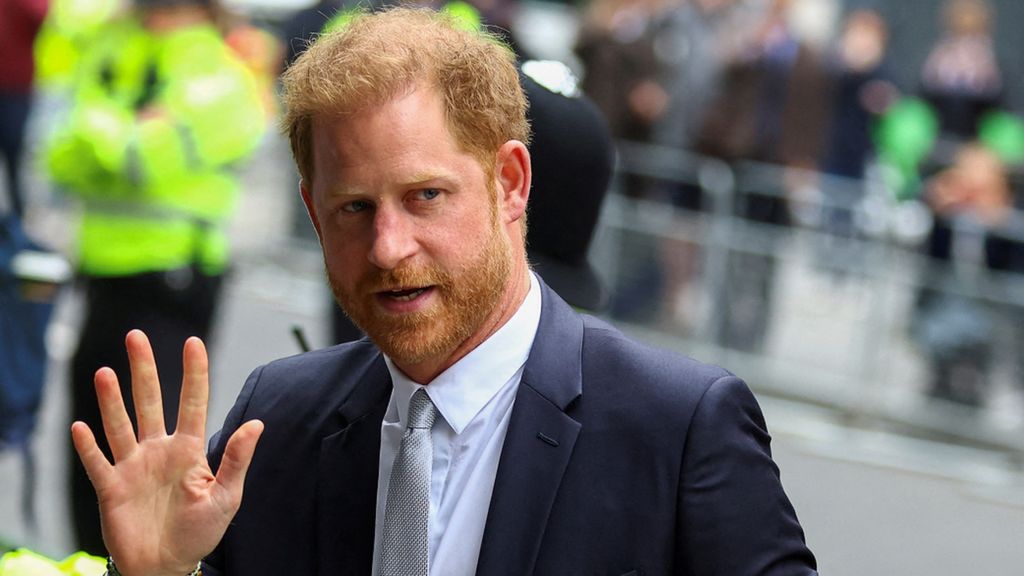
[106,557,202,576]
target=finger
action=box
[71,421,114,489]
[176,336,209,439]
[95,367,138,462]
[125,330,167,439]
[212,420,264,515]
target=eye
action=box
[341,199,373,213]
[417,188,441,201]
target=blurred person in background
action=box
[820,8,896,182]
[692,0,827,351]
[694,0,826,173]
[652,0,743,156]
[920,0,1003,144]
[575,0,668,201]
[514,62,615,313]
[645,0,747,331]
[911,143,1024,406]
[575,0,672,326]
[0,0,50,219]
[813,7,898,277]
[42,0,266,554]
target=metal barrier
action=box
[591,141,1024,461]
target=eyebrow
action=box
[322,172,459,198]
[402,171,458,188]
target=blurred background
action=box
[1,0,1023,574]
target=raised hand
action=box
[71,330,263,576]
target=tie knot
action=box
[406,389,436,430]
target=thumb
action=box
[212,419,264,515]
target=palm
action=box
[72,331,262,576]
[98,433,221,572]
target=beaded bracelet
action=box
[106,556,202,576]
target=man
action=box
[45,0,265,555]
[71,8,817,575]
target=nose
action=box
[367,204,418,270]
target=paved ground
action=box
[2,133,1022,574]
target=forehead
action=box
[307,87,486,189]
[314,87,445,157]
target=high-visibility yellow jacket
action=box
[0,549,105,576]
[34,0,121,90]
[45,16,265,276]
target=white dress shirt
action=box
[371,273,542,576]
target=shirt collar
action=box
[384,272,542,433]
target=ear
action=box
[299,179,324,244]
[494,140,531,225]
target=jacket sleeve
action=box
[45,95,134,193]
[675,375,818,575]
[202,363,266,575]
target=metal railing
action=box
[591,141,1024,462]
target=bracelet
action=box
[106,557,202,576]
[105,556,121,576]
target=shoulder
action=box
[236,339,383,420]
[574,313,743,423]
[531,282,735,412]
[249,338,381,395]
[208,338,386,462]
[580,314,733,388]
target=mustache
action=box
[358,264,453,293]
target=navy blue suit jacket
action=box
[203,280,817,575]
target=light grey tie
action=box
[380,388,437,576]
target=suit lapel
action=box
[476,281,584,575]
[315,353,392,575]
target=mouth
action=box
[379,286,431,302]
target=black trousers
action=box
[0,90,32,217]
[70,269,223,555]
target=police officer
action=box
[43,0,265,554]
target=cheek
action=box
[430,218,491,263]
[320,230,363,275]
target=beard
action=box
[328,213,512,367]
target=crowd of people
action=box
[573,0,1024,406]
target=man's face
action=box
[302,86,521,380]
